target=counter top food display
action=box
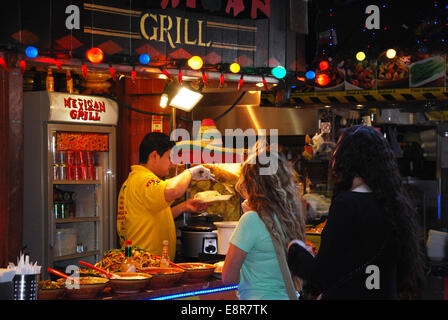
[39,247,237,300]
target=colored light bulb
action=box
[229,63,240,74]
[139,54,150,64]
[25,46,38,59]
[86,47,104,64]
[188,56,203,70]
[271,66,287,79]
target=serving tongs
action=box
[48,267,88,284]
[78,261,119,279]
[209,174,235,195]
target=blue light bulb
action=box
[25,46,38,59]
[139,54,150,64]
[305,70,316,80]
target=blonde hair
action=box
[235,141,306,290]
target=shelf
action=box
[53,250,101,262]
[55,217,100,223]
[52,180,101,185]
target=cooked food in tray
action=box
[80,247,160,275]
[193,190,233,203]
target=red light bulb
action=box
[178,70,183,84]
[20,60,26,74]
[238,75,244,90]
[219,73,225,87]
[316,74,330,86]
[86,47,104,64]
[319,60,329,71]
[82,63,88,79]
[109,64,116,81]
[0,57,9,72]
[55,59,62,70]
[202,71,208,87]
[162,69,172,80]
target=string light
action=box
[316,73,330,86]
[319,60,329,71]
[356,51,366,61]
[219,72,225,87]
[202,70,208,87]
[25,46,38,59]
[229,63,240,74]
[386,49,397,59]
[305,70,316,80]
[238,74,244,90]
[82,63,88,79]
[271,66,286,79]
[109,64,116,81]
[139,54,150,65]
[19,59,26,74]
[188,56,203,70]
[86,47,104,64]
[178,69,183,84]
[0,57,8,72]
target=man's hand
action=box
[183,198,210,213]
[187,165,211,181]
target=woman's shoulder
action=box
[333,190,374,203]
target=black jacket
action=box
[288,191,398,300]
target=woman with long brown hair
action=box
[221,141,307,300]
[287,125,425,300]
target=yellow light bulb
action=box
[229,63,240,73]
[356,51,366,61]
[188,56,203,70]
[386,49,396,59]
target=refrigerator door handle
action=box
[50,205,55,248]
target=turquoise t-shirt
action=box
[229,211,289,300]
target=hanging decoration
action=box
[109,64,116,81]
[19,59,26,74]
[82,63,88,79]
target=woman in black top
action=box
[287,125,425,300]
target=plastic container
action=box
[55,228,77,257]
[214,221,238,255]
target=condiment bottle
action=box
[46,68,54,92]
[121,240,136,272]
[160,240,170,268]
[66,70,73,93]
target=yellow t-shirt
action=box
[117,165,176,259]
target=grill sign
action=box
[48,92,119,125]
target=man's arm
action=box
[164,170,192,203]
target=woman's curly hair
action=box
[235,141,306,290]
[330,125,425,299]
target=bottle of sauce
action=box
[121,240,136,272]
[66,70,73,93]
[46,68,54,92]
[160,240,170,268]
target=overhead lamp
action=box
[160,80,169,108]
[169,86,203,112]
[188,56,203,70]
[86,47,104,64]
[386,49,396,59]
[271,66,286,79]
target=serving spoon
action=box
[47,267,88,284]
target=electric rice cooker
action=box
[180,225,218,258]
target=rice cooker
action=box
[180,225,218,258]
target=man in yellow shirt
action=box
[117,132,211,259]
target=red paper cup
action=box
[80,165,88,180]
[74,165,81,180]
[67,165,75,180]
[86,151,94,166]
[87,165,96,180]
[78,151,86,165]
[67,151,75,165]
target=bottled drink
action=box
[121,240,136,272]
[46,68,54,92]
[160,240,170,268]
[66,70,73,93]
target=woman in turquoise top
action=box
[222,142,307,300]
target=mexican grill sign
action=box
[48,92,119,125]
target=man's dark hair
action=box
[139,132,176,164]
